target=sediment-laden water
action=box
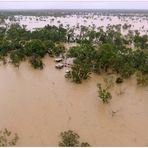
[0,56,147,146]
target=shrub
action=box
[81,142,91,147]
[136,71,148,86]
[97,83,112,104]
[104,75,115,89]
[118,63,135,78]
[0,128,19,146]
[29,56,44,70]
[58,130,90,147]
[116,77,123,84]
[59,130,80,147]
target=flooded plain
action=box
[0,56,148,146]
[3,14,148,35]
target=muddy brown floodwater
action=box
[0,56,148,146]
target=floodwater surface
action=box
[0,56,148,146]
[3,15,148,35]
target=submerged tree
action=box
[0,21,147,76]
[10,49,25,67]
[0,128,19,146]
[29,56,44,70]
[65,59,91,83]
[136,71,148,86]
[59,130,90,147]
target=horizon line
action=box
[0,8,148,10]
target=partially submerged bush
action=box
[59,130,90,147]
[52,43,65,57]
[29,56,44,70]
[97,83,112,104]
[116,77,123,84]
[65,60,91,83]
[104,75,115,89]
[118,63,135,79]
[10,49,25,67]
[0,128,19,146]
[59,130,79,147]
[81,142,91,147]
[136,71,148,86]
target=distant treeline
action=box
[0,9,148,17]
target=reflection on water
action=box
[0,56,148,146]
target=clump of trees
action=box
[134,34,148,49]
[0,23,147,82]
[0,128,19,146]
[24,39,47,57]
[0,24,67,69]
[65,43,95,83]
[58,130,90,147]
[66,31,147,85]
[122,23,131,30]
[31,25,67,42]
